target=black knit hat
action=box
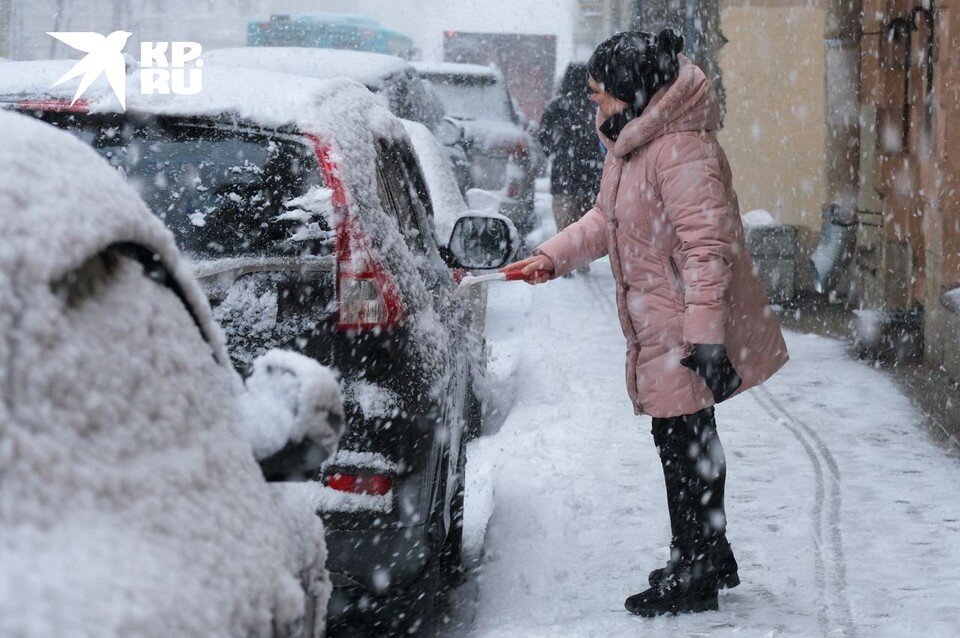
[588,28,684,111]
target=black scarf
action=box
[599,107,639,142]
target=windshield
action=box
[62,117,328,260]
[421,74,514,122]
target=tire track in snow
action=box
[750,389,830,636]
[751,387,857,637]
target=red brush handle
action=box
[504,270,548,282]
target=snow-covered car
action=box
[401,119,523,436]
[0,111,333,637]
[1,62,518,633]
[203,47,470,190]
[415,61,546,236]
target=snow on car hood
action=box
[0,112,328,637]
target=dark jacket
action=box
[538,64,604,199]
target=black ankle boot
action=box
[648,536,740,590]
[625,560,719,617]
[637,408,736,614]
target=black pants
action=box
[651,406,728,560]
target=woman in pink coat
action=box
[503,29,789,616]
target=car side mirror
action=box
[446,213,519,270]
[437,116,464,147]
[237,349,345,481]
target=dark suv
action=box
[3,62,516,635]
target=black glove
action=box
[680,344,743,403]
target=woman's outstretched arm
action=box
[530,206,608,278]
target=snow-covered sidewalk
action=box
[449,256,960,637]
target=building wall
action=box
[718,0,826,230]
[857,0,960,376]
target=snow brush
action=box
[453,270,548,296]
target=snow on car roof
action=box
[0,60,388,134]
[0,59,405,250]
[0,110,228,365]
[413,61,501,78]
[204,47,414,89]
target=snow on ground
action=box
[445,188,960,637]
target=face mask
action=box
[599,106,639,142]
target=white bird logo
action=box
[47,31,132,110]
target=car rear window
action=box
[420,73,513,122]
[39,114,328,260]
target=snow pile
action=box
[237,349,344,461]
[0,113,328,637]
[413,61,497,77]
[402,119,468,246]
[344,379,403,420]
[742,208,778,227]
[204,47,412,91]
[312,489,393,514]
[323,450,401,474]
[213,274,281,367]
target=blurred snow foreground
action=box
[0,112,335,637]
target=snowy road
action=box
[444,199,960,637]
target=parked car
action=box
[401,119,523,438]
[415,61,546,237]
[203,47,469,190]
[0,110,335,637]
[1,62,518,634]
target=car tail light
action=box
[306,134,404,333]
[326,473,393,496]
[488,139,529,160]
[338,274,386,326]
[504,159,525,200]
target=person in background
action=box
[538,62,604,275]
[501,29,789,617]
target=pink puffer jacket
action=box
[536,55,789,418]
